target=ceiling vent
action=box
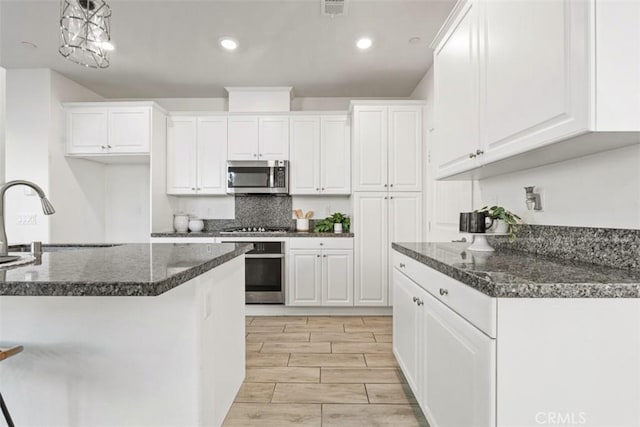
[322,0,346,16]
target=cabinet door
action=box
[228,116,259,160]
[289,117,321,194]
[259,116,289,160]
[353,193,389,306]
[288,250,322,306]
[320,116,351,194]
[322,249,353,306]
[392,269,421,396]
[353,106,388,191]
[481,0,588,163]
[166,117,197,195]
[388,192,423,302]
[388,106,422,192]
[433,0,480,178]
[108,107,151,153]
[197,117,227,195]
[67,108,109,154]
[421,290,496,427]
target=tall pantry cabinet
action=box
[351,101,424,306]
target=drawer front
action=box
[393,251,496,338]
[288,238,353,250]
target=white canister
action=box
[173,213,190,233]
[334,223,343,234]
[189,218,205,233]
[487,219,509,234]
[296,219,309,232]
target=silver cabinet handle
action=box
[399,263,405,268]
[384,196,388,200]
[390,196,394,200]
[412,296,417,302]
[316,254,321,258]
[384,184,388,187]
[323,254,327,258]
[319,243,324,246]
[101,146,106,149]
[253,153,257,157]
[259,153,263,157]
[107,145,112,148]
[390,184,393,187]
[417,299,424,306]
[439,288,448,296]
[316,188,320,191]
[321,187,325,191]
[476,149,484,155]
[469,153,476,159]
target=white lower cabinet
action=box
[288,238,354,306]
[393,253,496,427]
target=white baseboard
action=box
[245,305,393,316]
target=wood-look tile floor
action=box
[222,316,429,427]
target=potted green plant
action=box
[313,212,350,234]
[476,205,521,241]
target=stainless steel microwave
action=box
[226,160,289,194]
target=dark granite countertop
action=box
[0,243,252,297]
[151,231,354,238]
[392,242,640,298]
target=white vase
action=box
[334,223,343,234]
[173,213,189,233]
[487,219,509,234]
[188,218,204,233]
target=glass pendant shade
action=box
[59,0,112,68]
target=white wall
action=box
[48,70,106,243]
[105,164,150,242]
[0,67,5,183]
[5,69,52,244]
[475,145,640,229]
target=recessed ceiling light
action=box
[409,37,421,44]
[220,37,238,51]
[99,41,115,51]
[20,41,38,49]
[356,37,373,50]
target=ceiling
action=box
[0,0,456,98]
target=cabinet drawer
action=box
[393,251,496,338]
[288,238,353,250]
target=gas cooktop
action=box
[220,226,291,234]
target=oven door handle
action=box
[245,254,285,259]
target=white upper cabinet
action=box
[167,116,227,195]
[320,116,351,194]
[353,105,388,191]
[67,108,109,154]
[432,0,640,180]
[289,116,321,194]
[227,116,259,160]
[196,117,228,194]
[352,102,423,192]
[108,107,151,153]
[227,116,289,161]
[167,117,197,194]
[290,115,351,195]
[259,116,289,160]
[432,0,480,178]
[66,103,157,156]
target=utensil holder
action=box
[296,219,309,232]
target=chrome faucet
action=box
[0,180,55,256]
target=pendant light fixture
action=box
[59,0,112,69]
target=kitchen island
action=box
[391,242,640,427]
[0,243,252,426]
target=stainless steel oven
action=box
[226,160,289,194]
[227,240,285,304]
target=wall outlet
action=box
[17,214,37,225]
